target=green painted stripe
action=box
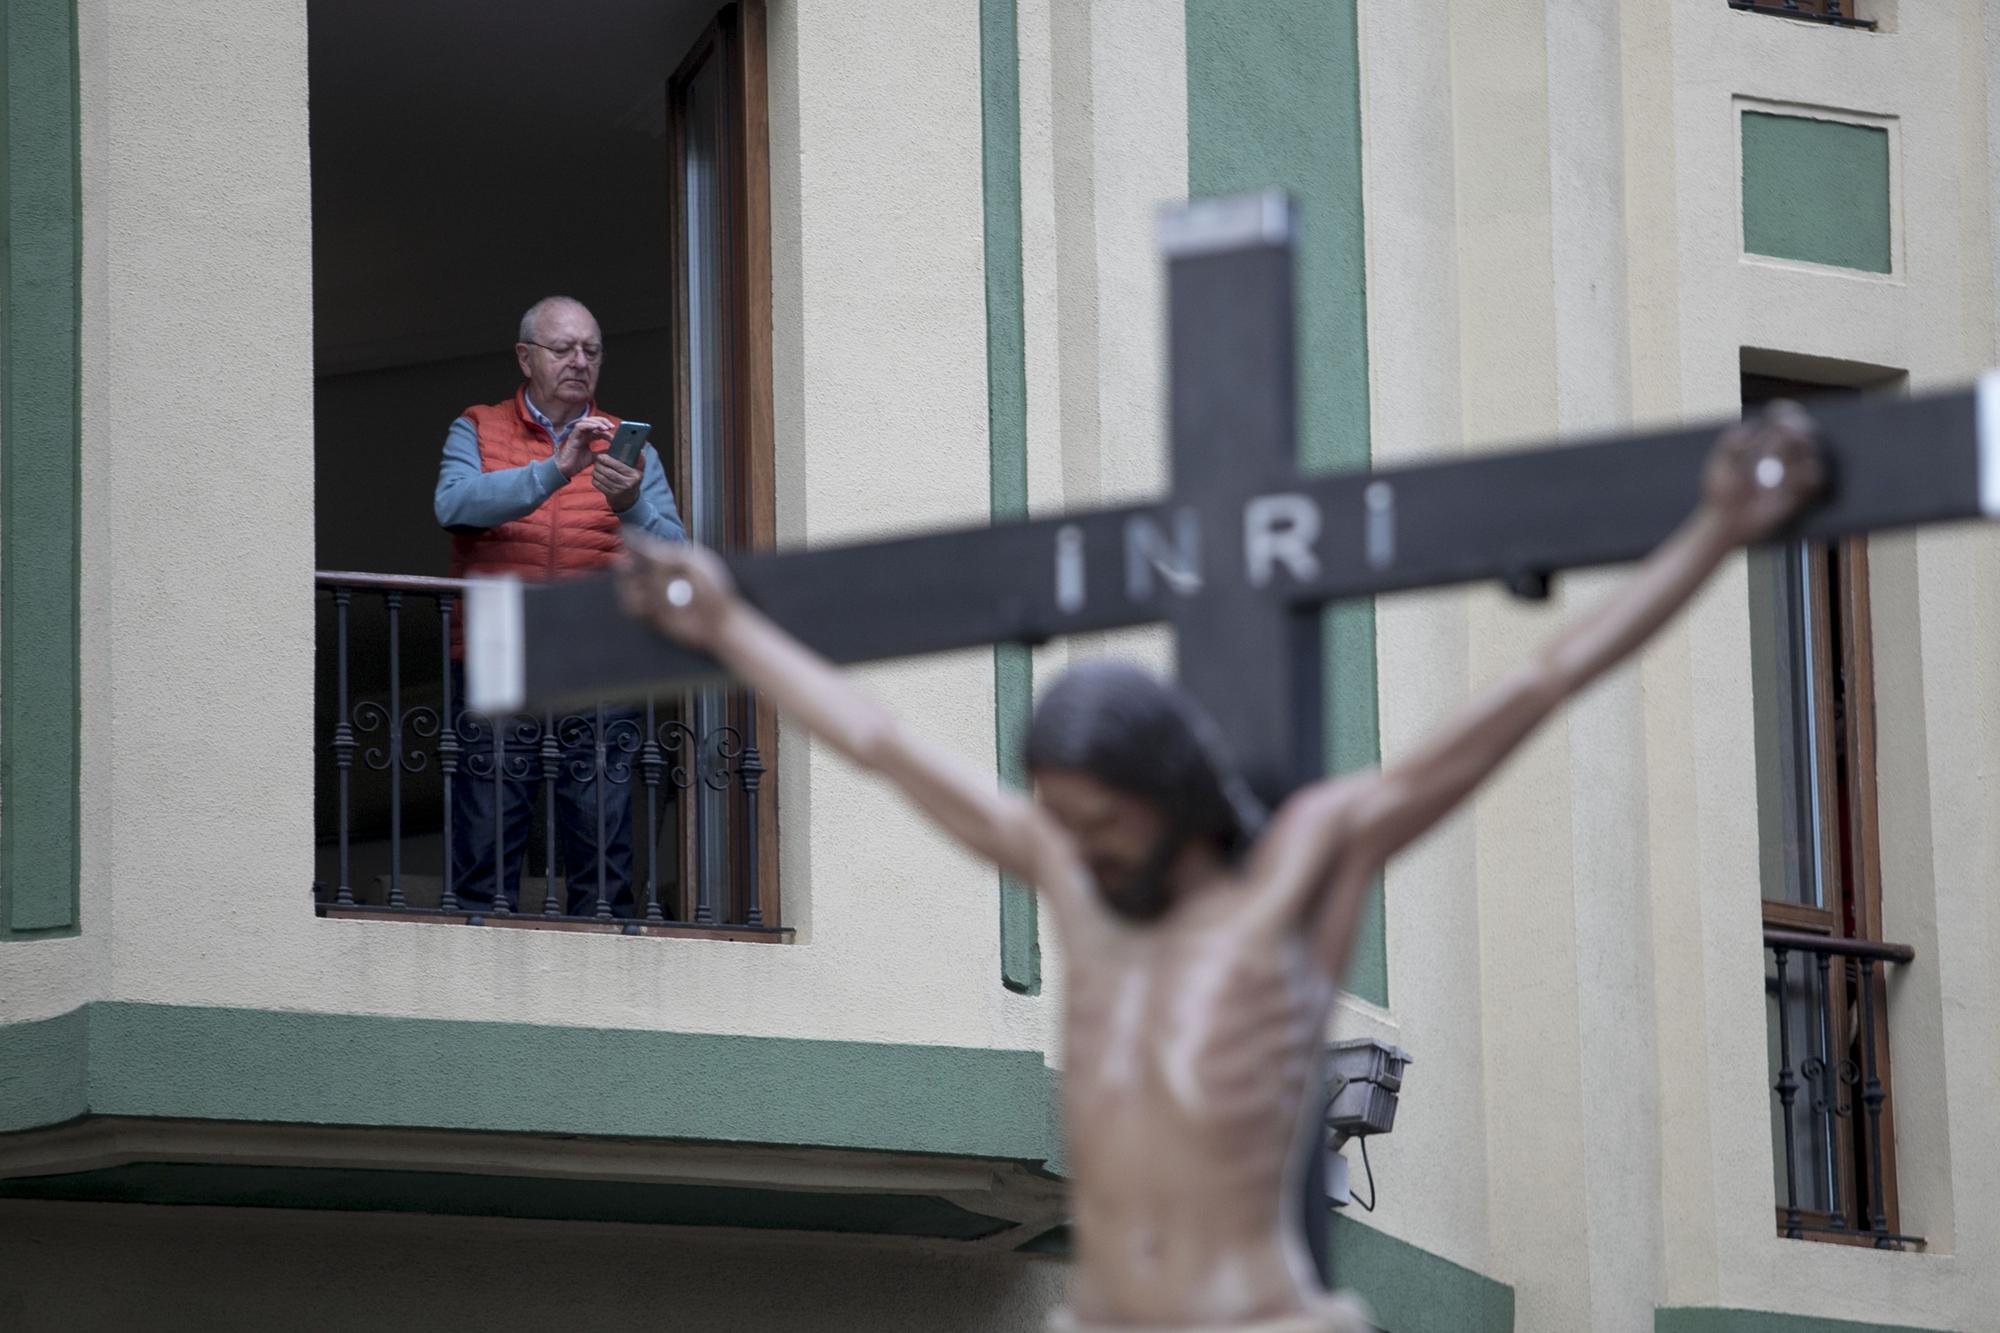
[0,1003,86,1128]
[0,1163,1017,1240]
[995,644,1039,992]
[1185,0,1384,1004]
[979,0,1039,994]
[1741,112,1892,275]
[0,0,84,936]
[1331,1213,1513,1332]
[1658,1310,1947,1333]
[0,1003,1062,1165]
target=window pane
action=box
[680,51,733,901]
[1748,543,1827,908]
[683,52,727,547]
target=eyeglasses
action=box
[522,340,603,364]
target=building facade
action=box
[3,1,1997,1329]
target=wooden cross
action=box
[468,190,2000,808]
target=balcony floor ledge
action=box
[0,1116,1066,1251]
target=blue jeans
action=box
[449,668,640,917]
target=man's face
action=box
[515,302,602,414]
[1033,769,1179,921]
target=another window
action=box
[667,3,781,922]
[307,0,778,934]
[1744,371,1913,1247]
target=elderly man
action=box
[436,295,685,917]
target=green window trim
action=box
[0,0,84,937]
[979,0,1039,994]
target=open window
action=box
[667,4,780,923]
[307,0,778,933]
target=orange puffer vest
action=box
[449,388,625,584]
[447,389,624,659]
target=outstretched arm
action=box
[617,540,1079,891]
[1256,405,1825,931]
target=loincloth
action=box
[1046,1291,1375,1333]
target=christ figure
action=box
[615,407,1820,1333]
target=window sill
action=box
[1727,3,1876,30]
[318,905,792,944]
[1776,1212,1925,1250]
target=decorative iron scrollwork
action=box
[352,702,443,775]
[317,574,772,930]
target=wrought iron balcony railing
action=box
[314,572,778,937]
[1764,928,1915,1248]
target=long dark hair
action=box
[1023,660,1264,860]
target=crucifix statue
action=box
[614,408,1811,1330]
[471,193,2000,1332]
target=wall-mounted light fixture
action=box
[1324,1039,1412,1209]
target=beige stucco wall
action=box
[0,1201,1066,1333]
[1353,2,2000,1330]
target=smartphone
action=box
[607,420,652,468]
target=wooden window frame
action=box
[666,0,779,926]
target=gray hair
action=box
[517,295,592,344]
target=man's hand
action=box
[555,415,616,478]
[618,535,738,650]
[593,454,644,512]
[1703,401,1825,546]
